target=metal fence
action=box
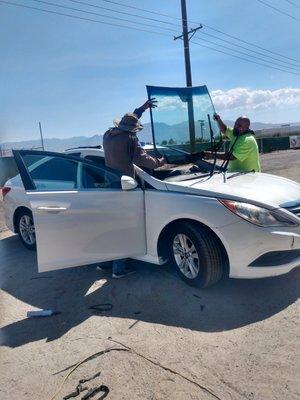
[0,146,43,158]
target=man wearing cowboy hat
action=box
[103,98,165,178]
[103,98,165,278]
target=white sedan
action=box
[3,147,300,288]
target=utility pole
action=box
[174,0,202,152]
[39,122,45,151]
[180,0,191,86]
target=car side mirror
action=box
[121,176,138,191]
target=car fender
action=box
[144,190,239,260]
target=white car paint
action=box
[166,172,300,209]
[3,147,300,281]
[28,189,146,272]
[141,187,300,279]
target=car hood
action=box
[166,172,300,209]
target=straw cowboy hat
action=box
[113,113,143,133]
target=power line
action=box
[256,0,300,22]
[96,0,300,63]
[0,0,171,36]
[65,0,180,27]
[65,0,300,68]
[283,0,300,9]
[191,40,300,76]
[1,0,300,76]
[12,0,300,72]
[202,23,300,63]
[31,0,179,32]
[99,0,186,21]
[198,31,300,69]
[193,35,300,72]
[67,0,300,68]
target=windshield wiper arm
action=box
[207,114,218,177]
[227,170,255,180]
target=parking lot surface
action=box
[0,150,299,400]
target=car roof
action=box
[64,144,168,154]
[64,147,105,157]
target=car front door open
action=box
[13,150,146,272]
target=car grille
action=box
[284,204,300,218]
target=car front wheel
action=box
[16,209,36,251]
[167,222,224,288]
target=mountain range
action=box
[1,121,299,153]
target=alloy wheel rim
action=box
[19,215,35,245]
[173,233,200,279]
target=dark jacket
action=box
[103,107,163,177]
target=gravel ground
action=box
[0,150,299,400]
[260,149,300,182]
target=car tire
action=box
[167,222,223,288]
[16,209,36,251]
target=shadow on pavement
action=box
[1,234,299,348]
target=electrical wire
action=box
[256,0,300,22]
[96,0,300,63]
[29,1,300,73]
[0,0,171,36]
[197,31,300,68]
[283,0,300,9]
[66,0,180,27]
[202,23,300,63]
[30,0,179,32]
[1,0,299,76]
[191,40,300,76]
[193,35,300,72]
[65,0,300,68]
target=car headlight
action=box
[219,199,298,227]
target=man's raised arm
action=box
[133,98,158,119]
[214,113,228,137]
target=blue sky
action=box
[1,0,300,143]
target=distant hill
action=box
[0,134,103,153]
[1,121,299,152]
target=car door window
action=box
[21,154,79,190]
[82,163,121,189]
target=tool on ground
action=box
[49,347,128,400]
[81,385,109,400]
[63,372,102,399]
[63,384,88,399]
[27,310,61,318]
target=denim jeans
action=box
[112,259,127,274]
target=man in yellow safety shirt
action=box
[203,114,261,172]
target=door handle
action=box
[37,206,68,213]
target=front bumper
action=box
[216,222,300,279]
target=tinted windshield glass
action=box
[146,85,220,154]
[146,147,189,164]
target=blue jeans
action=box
[112,259,127,274]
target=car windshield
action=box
[146,85,221,154]
[143,86,222,182]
